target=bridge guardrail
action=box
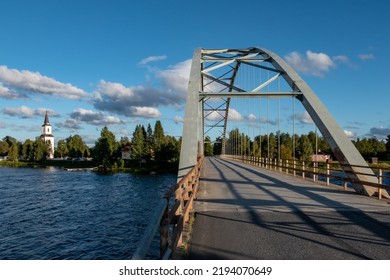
[131,155,204,260]
[223,155,390,200]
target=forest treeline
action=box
[205,129,390,162]
[0,120,180,171]
[1,122,390,170]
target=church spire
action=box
[40,110,54,159]
[43,111,50,126]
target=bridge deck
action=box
[189,157,390,259]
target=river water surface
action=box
[0,166,176,260]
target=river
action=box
[0,166,176,260]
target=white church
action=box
[40,111,55,159]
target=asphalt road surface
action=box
[189,157,390,259]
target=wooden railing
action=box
[223,155,390,200]
[131,155,204,260]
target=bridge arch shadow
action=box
[189,157,390,260]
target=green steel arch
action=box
[178,47,379,196]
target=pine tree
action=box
[131,125,147,160]
[153,121,165,161]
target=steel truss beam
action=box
[178,47,378,196]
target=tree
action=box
[131,125,148,160]
[0,140,9,156]
[66,135,88,158]
[153,120,165,152]
[93,127,119,166]
[298,135,313,161]
[158,136,179,163]
[119,136,130,147]
[21,139,34,161]
[262,133,277,159]
[146,123,153,144]
[32,138,48,162]
[56,139,69,158]
[204,136,213,156]
[3,136,18,147]
[154,121,167,162]
[8,143,19,161]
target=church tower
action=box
[41,111,55,159]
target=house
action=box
[121,145,132,160]
[311,154,331,162]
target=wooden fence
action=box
[131,156,204,260]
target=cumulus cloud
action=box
[2,105,59,119]
[69,108,125,126]
[57,118,82,130]
[131,107,161,118]
[138,55,167,65]
[156,59,192,99]
[344,130,356,139]
[368,126,390,139]
[92,80,172,117]
[358,53,375,61]
[205,108,244,122]
[0,65,86,100]
[284,50,335,77]
[0,83,26,99]
[228,108,244,121]
[294,111,314,125]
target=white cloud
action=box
[285,50,335,77]
[344,130,356,139]
[138,55,167,65]
[0,121,6,128]
[2,105,59,119]
[58,108,126,131]
[0,65,86,99]
[131,107,161,118]
[0,83,24,99]
[174,116,184,124]
[294,111,314,125]
[228,108,244,121]
[93,80,175,117]
[157,59,192,99]
[248,113,256,121]
[57,118,82,130]
[69,108,125,126]
[358,53,375,61]
[92,59,191,118]
[204,108,243,122]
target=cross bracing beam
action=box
[199,92,301,98]
[178,47,379,197]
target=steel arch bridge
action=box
[178,47,378,196]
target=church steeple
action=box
[43,111,50,126]
[40,110,55,159]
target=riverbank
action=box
[0,159,179,174]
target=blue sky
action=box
[0,0,389,146]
